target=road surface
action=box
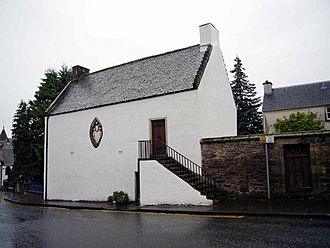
[0,200,329,247]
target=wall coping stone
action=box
[201,130,330,144]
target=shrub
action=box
[108,191,129,205]
[274,112,324,133]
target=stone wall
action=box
[201,131,330,199]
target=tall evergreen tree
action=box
[230,56,262,135]
[11,100,36,180]
[29,66,72,180]
[12,66,72,181]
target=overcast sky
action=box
[1,0,329,137]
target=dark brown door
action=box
[151,119,166,155]
[284,144,312,192]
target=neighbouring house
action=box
[44,24,236,205]
[262,80,330,133]
[0,127,14,186]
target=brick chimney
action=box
[263,80,273,94]
[72,65,90,80]
[199,23,219,51]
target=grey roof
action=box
[263,80,330,111]
[0,128,8,142]
[47,44,212,115]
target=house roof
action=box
[263,80,330,112]
[0,128,8,142]
[47,44,212,116]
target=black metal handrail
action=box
[138,140,216,192]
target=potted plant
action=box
[107,191,129,205]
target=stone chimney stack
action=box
[72,65,90,80]
[199,23,219,51]
[263,80,273,94]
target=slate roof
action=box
[0,128,8,142]
[263,80,330,112]
[47,44,212,115]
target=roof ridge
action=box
[87,44,200,76]
[273,80,330,90]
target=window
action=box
[326,107,330,121]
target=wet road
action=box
[0,201,329,248]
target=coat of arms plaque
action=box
[90,118,103,148]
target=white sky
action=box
[1,0,330,137]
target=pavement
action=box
[1,191,330,218]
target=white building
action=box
[0,127,13,186]
[44,23,236,205]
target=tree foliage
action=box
[230,56,263,135]
[12,66,72,181]
[11,100,35,180]
[274,112,324,133]
[29,66,72,177]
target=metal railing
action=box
[138,140,216,192]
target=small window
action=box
[326,107,330,121]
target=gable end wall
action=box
[198,45,237,138]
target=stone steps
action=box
[154,156,220,200]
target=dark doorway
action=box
[5,166,11,181]
[151,119,166,156]
[5,166,11,175]
[284,144,312,192]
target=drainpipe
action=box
[136,159,141,204]
[44,116,49,201]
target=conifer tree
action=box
[12,66,72,181]
[29,66,72,180]
[230,56,262,135]
[12,100,36,180]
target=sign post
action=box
[260,135,274,200]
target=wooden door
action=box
[151,119,166,156]
[284,144,312,192]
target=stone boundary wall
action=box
[201,131,330,199]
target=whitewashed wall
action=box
[140,160,212,205]
[46,24,237,203]
[1,166,8,186]
[46,90,201,201]
[263,106,330,133]
[198,48,236,139]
